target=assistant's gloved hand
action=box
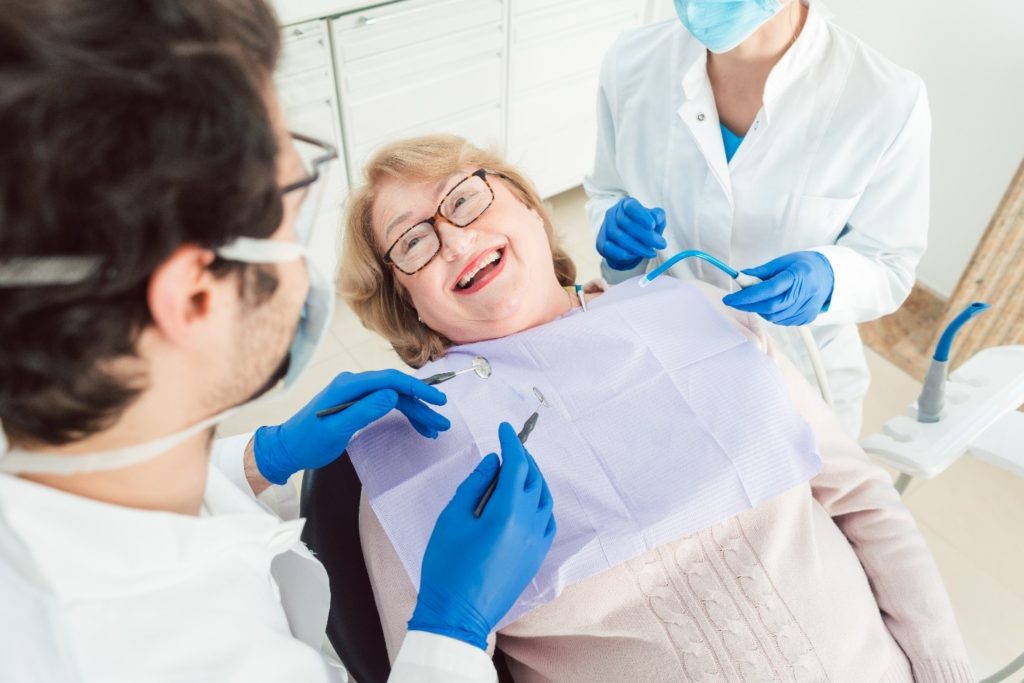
[722,251,835,326]
[408,422,556,650]
[253,370,450,485]
[596,197,667,270]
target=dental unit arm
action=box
[860,299,1024,491]
[640,251,834,408]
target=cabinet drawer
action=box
[508,73,600,145]
[345,56,503,147]
[278,20,331,77]
[339,24,504,93]
[513,0,639,31]
[510,13,637,93]
[275,68,336,109]
[349,104,504,181]
[508,119,598,199]
[333,0,504,63]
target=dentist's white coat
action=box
[584,3,930,436]
[0,433,495,683]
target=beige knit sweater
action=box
[359,283,974,682]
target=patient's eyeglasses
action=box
[383,169,496,275]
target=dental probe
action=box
[316,355,492,418]
[473,387,548,518]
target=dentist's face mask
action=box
[0,133,338,476]
[673,0,784,54]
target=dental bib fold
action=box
[347,276,821,627]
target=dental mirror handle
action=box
[473,413,538,518]
[315,371,459,418]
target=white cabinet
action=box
[275,0,653,205]
[273,19,348,275]
[507,0,645,198]
[330,0,507,182]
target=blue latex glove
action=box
[596,197,667,270]
[722,251,835,326]
[253,370,450,485]
[408,422,556,650]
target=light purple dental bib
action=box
[347,276,821,627]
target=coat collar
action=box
[679,1,833,125]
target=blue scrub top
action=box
[720,123,744,163]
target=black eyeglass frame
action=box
[282,132,338,195]
[382,168,497,276]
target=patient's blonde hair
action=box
[340,135,576,368]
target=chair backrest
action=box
[300,453,516,683]
[300,454,391,683]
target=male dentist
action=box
[0,1,554,680]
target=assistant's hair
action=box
[0,0,283,445]
[340,134,576,368]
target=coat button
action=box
[697,113,706,122]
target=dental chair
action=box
[300,455,515,683]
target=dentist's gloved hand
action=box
[597,197,667,270]
[253,370,450,485]
[722,251,835,326]
[408,422,556,650]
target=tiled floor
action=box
[219,185,1024,679]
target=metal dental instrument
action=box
[474,387,548,518]
[315,355,492,418]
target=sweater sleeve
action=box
[690,282,973,682]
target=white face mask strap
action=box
[0,256,102,287]
[0,408,238,476]
[216,237,307,264]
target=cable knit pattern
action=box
[713,520,828,682]
[630,546,722,680]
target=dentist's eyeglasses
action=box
[286,133,338,246]
[383,169,496,275]
[285,132,337,194]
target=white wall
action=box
[646,0,1024,297]
[825,0,1024,297]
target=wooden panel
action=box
[933,158,1024,371]
[861,157,1024,380]
[859,283,946,380]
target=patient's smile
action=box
[453,247,506,294]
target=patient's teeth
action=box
[458,250,502,289]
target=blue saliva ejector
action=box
[915,302,990,423]
[639,250,749,287]
[638,249,833,407]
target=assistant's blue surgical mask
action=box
[673,0,784,54]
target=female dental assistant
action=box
[585,0,930,435]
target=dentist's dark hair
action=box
[0,0,283,446]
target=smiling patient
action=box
[335,135,972,682]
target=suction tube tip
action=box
[933,301,990,362]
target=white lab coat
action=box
[0,432,496,683]
[584,3,931,436]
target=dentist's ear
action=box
[148,245,228,351]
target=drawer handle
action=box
[358,15,378,26]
